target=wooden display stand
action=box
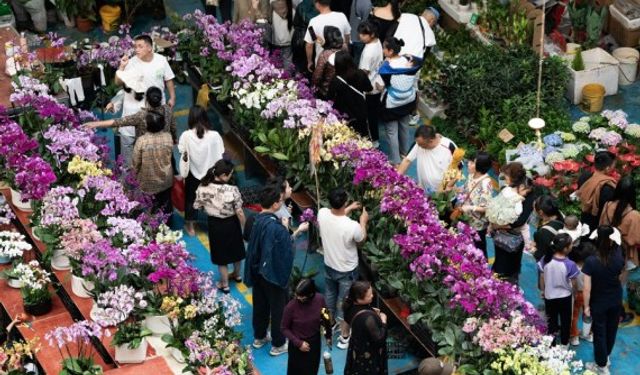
[0,189,176,375]
[513,0,544,54]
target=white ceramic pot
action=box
[169,347,186,363]
[10,189,32,212]
[51,250,71,271]
[31,227,41,242]
[7,278,22,289]
[71,274,94,298]
[115,338,148,364]
[144,314,171,335]
[90,303,105,322]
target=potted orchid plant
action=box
[0,198,15,230]
[14,260,53,316]
[111,322,152,364]
[61,219,102,298]
[0,337,40,374]
[0,231,31,264]
[45,321,107,375]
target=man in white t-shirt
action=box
[397,125,456,194]
[116,34,176,167]
[394,8,438,57]
[317,187,368,350]
[304,0,351,72]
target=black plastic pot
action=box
[24,297,53,316]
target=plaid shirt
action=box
[132,132,173,194]
[113,104,177,142]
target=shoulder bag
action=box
[493,229,524,253]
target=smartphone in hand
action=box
[308,26,317,41]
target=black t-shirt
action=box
[533,219,564,261]
[582,247,624,308]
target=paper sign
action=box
[498,128,515,143]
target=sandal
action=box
[229,273,242,283]
[216,282,230,294]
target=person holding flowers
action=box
[193,159,246,294]
[487,162,535,284]
[455,151,495,258]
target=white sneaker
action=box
[252,334,271,349]
[586,362,610,375]
[580,333,593,342]
[569,336,580,346]
[337,335,350,350]
[409,114,421,125]
[626,260,637,271]
[269,342,288,356]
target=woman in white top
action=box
[178,106,225,236]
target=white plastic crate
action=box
[610,4,640,30]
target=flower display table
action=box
[0,188,176,374]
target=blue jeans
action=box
[324,265,358,322]
[382,114,411,165]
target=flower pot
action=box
[10,189,32,212]
[51,250,71,271]
[71,274,94,298]
[76,16,94,33]
[8,278,23,288]
[24,297,52,316]
[99,5,121,32]
[31,227,41,242]
[57,10,75,27]
[115,338,148,364]
[144,314,171,335]
[90,303,105,322]
[0,255,11,264]
[169,347,186,363]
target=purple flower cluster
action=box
[40,186,79,227]
[80,239,128,281]
[299,208,316,224]
[127,241,191,284]
[43,125,101,163]
[77,25,134,69]
[45,320,109,349]
[333,145,544,329]
[81,175,139,216]
[261,96,340,129]
[94,285,147,326]
[105,216,145,244]
[14,156,57,201]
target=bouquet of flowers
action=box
[486,186,524,226]
[0,337,39,374]
[0,231,31,260]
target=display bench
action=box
[183,62,435,361]
[0,188,176,375]
[183,63,315,210]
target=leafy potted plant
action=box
[0,231,31,264]
[14,260,52,316]
[76,0,97,32]
[112,321,151,364]
[54,0,78,27]
[45,321,106,375]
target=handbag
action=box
[493,230,524,253]
[179,150,189,179]
[171,177,185,212]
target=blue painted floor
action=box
[66,0,639,371]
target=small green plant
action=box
[572,49,585,71]
[112,321,152,349]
